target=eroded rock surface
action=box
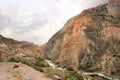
[44,2,120,78]
[107,0,120,18]
[0,62,52,80]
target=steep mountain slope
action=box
[0,34,42,61]
[44,0,120,78]
[107,0,120,18]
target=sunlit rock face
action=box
[107,0,120,18]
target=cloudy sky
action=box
[0,0,108,45]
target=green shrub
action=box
[8,58,20,62]
[64,71,84,80]
[35,58,49,67]
[44,67,55,77]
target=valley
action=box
[0,0,120,80]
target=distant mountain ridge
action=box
[0,34,43,61]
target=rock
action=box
[107,0,120,18]
[0,62,52,80]
[13,63,19,68]
[44,2,120,78]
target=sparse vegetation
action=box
[44,67,55,77]
[64,71,84,80]
[8,57,49,72]
[43,66,84,80]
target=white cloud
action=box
[0,0,109,45]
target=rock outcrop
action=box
[44,1,120,78]
[107,0,120,18]
[0,62,52,80]
[0,35,42,61]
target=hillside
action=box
[0,62,52,80]
[0,34,43,62]
[44,0,120,79]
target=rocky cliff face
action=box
[107,0,120,18]
[44,0,120,78]
[0,35,42,61]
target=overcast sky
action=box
[0,0,108,45]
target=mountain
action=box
[44,0,120,78]
[0,34,43,61]
[0,35,61,80]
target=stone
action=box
[107,0,120,18]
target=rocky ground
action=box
[0,62,52,80]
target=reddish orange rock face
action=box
[44,2,120,78]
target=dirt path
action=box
[0,62,52,80]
